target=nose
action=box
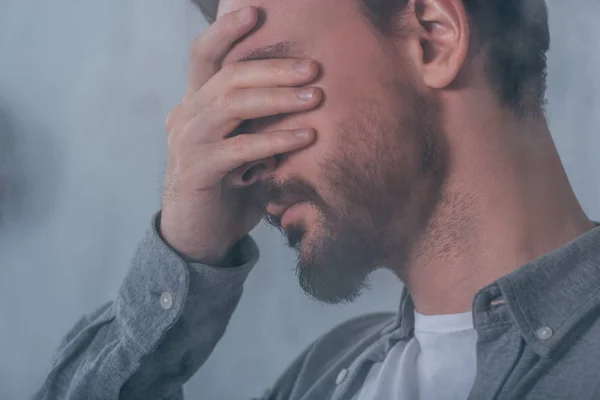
[225,156,278,188]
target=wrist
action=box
[156,211,239,266]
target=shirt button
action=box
[536,326,553,341]
[335,368,348,385]
[160,292,173,310]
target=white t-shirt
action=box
[353,310,478,400]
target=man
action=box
[35,0,600,399]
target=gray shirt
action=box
[33,214,600,400]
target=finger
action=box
[209,128,315,173]
[212,58,318,90]
[180,86,323,144]
[177,58,319,120]
[185,6,258,100]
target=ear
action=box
[411,0,470,89]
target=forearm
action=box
[33,212,259,400]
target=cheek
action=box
[271,84,347,172]
[271,65,392,192]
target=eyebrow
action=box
[233,40,301,63]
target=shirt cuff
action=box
[116,211,260,355]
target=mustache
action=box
[257,176,320,208]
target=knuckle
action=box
[165,104,184,134]
[189,36,207,60]
[167,132,177,147]
[229,134,249,154]
[213,91,234,111]
[267,61,286,76]
[270,132,288,149]
[267,133,278,150]
[220,62,240,80]
[167,131,185,152]
[274,90,290,111]
[214,142,228,159]
[208,142,228,166]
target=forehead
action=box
[218,0,361,64]
[217,0,304,26]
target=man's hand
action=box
[160,6,322,264]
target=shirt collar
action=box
[390,221,600,357]
[383,285,412,341]
[490,221,600,356]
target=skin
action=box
[187,0,595,313]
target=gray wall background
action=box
[0,1,598,399]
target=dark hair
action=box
[192,0,550,116]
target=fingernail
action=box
[295,61,311,75]
[295,129,312,139]
[297,88,315,100]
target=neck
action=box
[397,98,595,316]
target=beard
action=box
[262,84,448,304]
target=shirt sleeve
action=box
[32,211,260,400]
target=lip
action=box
[266,202,305,228]
[266,202,293,218]
[281,203,306,228]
